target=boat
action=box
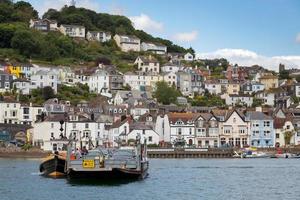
[271,148,300,159]
[39,151,66,178]
[233,148,270,158]
[65,134,149,180]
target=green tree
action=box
[42,86,55,100]
[252,97,263,107]
[11,29,40,57]
[154,81,181,105]
[279,70,290,80]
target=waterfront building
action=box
[195,113,219,148]
[217,110,250,147]
[247,111,275,147]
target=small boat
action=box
[39,151,66,178]
[65,134,149,180]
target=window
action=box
[23,108,29,114]
[264,121,270,127]
[242,138,247,145]
[148,136,152,142]
[51,123,54,128]
[286,125,290,130]
[178,128,182,135]
[85,123,89,129]
[189,128,192,135]
[276,133,280,139]
[72,123,76,129]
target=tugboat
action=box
[39,151,66,178]
[65,134,149,180]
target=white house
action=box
[225,94,253,107]
[218,110,250,147]
[161,64,182,73]
[130,104,149,120]
[114,34,140,52]
[155,114,171,144]
[59,24,85,38]
[177,71,192,97]
[141,42,167,54]
[86,31,111,42]
[124,72,162,91]
[30,70,58,93]
[274,118,295,147]
[167,112,198,146]
[134,55,160,74]
[0,101,21,124]
[127,123,159,145]
[204,80,222,95]
[184,52,194,61]
[87,69,110,96]
[255,91,275,107]
[161,71,177,87]
[12,79,31,95]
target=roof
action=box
[61,24,85,28]
[137,55,159,64]
[247,111,273,120]
[168,112,200,123]
[273,118,286,129]
[130,122,152,131]
[259,75,278,79]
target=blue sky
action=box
[24,0,300,69]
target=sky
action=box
[22,0,300,70]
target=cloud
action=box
[197,48,300,71]
[296,33,300,43]
[24,0,100,16]
[129,14,163,33]
[110,4,125,15]
[173,31,198,42]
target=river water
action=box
[0,158,299,200]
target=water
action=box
[1,158,299,200]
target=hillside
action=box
[0,1,191,71]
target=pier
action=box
[147,148,233,158]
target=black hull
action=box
[67,162,149,180]
[39,155,66,178]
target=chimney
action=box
[255,107,262,112]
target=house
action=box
[106,118,130,147]
[0,101,21,124]
[12,79,31,95]
[30,70,58,93]
[204,80,222,95]
[86,31,111,42]
[218,110,250,147]
[87,69,110,96]
[255,90,275,107]
[177,71,192,97]
[57,66,77,86]
[161,71,177,87]
[275,96,292,109]
[29,18,58,32]
[155,114,171,144]
[226,81,240,95]
[225,94,253,107]
[141,42,167,54]
[247,111,275,147]
[184,67,204,93]
[114,34,140,52]
[194,113,219,148]
[258,73,278,90]
[134,55,160,74]
[130,103,149,120]
[0,71,14,92]
[274,117,295,147]
[184,53,194,61]
[294,83,300,98]
[167,112,199,146]
[161,64,182,73]
[59,24,85,38]
[124,72,162,91]
[127,122,159,145]
[241,81,265,95]
[226,65,246,82]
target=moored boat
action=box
[39,151,66,178]
[65,134,149,180]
